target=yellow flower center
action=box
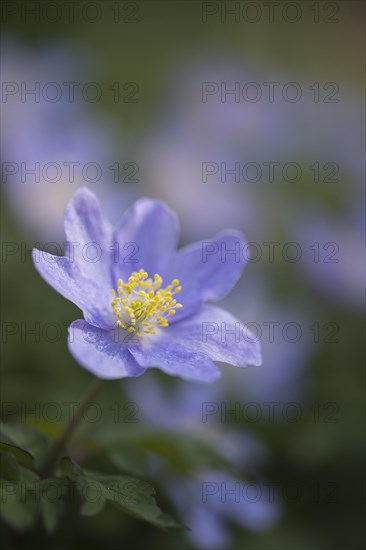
[111,269,183,337]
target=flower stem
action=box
[40,377,104,478]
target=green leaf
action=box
[0,453,67,533]
[0,452,21,482]
[38,478,69,534]
[108,447,148,476]
[60,456,181,529]
[0,422,49,470]
[0,442,35,470]
[0,453,39,530]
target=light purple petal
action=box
[167,230,247,322]
[112,198,179,283]
[128,330,221,383]
[68,320,145,379]
[33,188,117,329]
[158,305,262,368]
[64,186,114,289]
[32,251,115,330]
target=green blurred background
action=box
[1,1,365,549]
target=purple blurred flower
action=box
[33,188,261,382]
[139,56,364,253]
[219,277,313,405]
[167,470,282,550]
[1,34,135,240]
[125,372,282,548]
[295,208,365,310]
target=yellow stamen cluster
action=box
[111,269,183,337]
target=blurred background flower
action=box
[125,372,282,548]
[1,34,137,242]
